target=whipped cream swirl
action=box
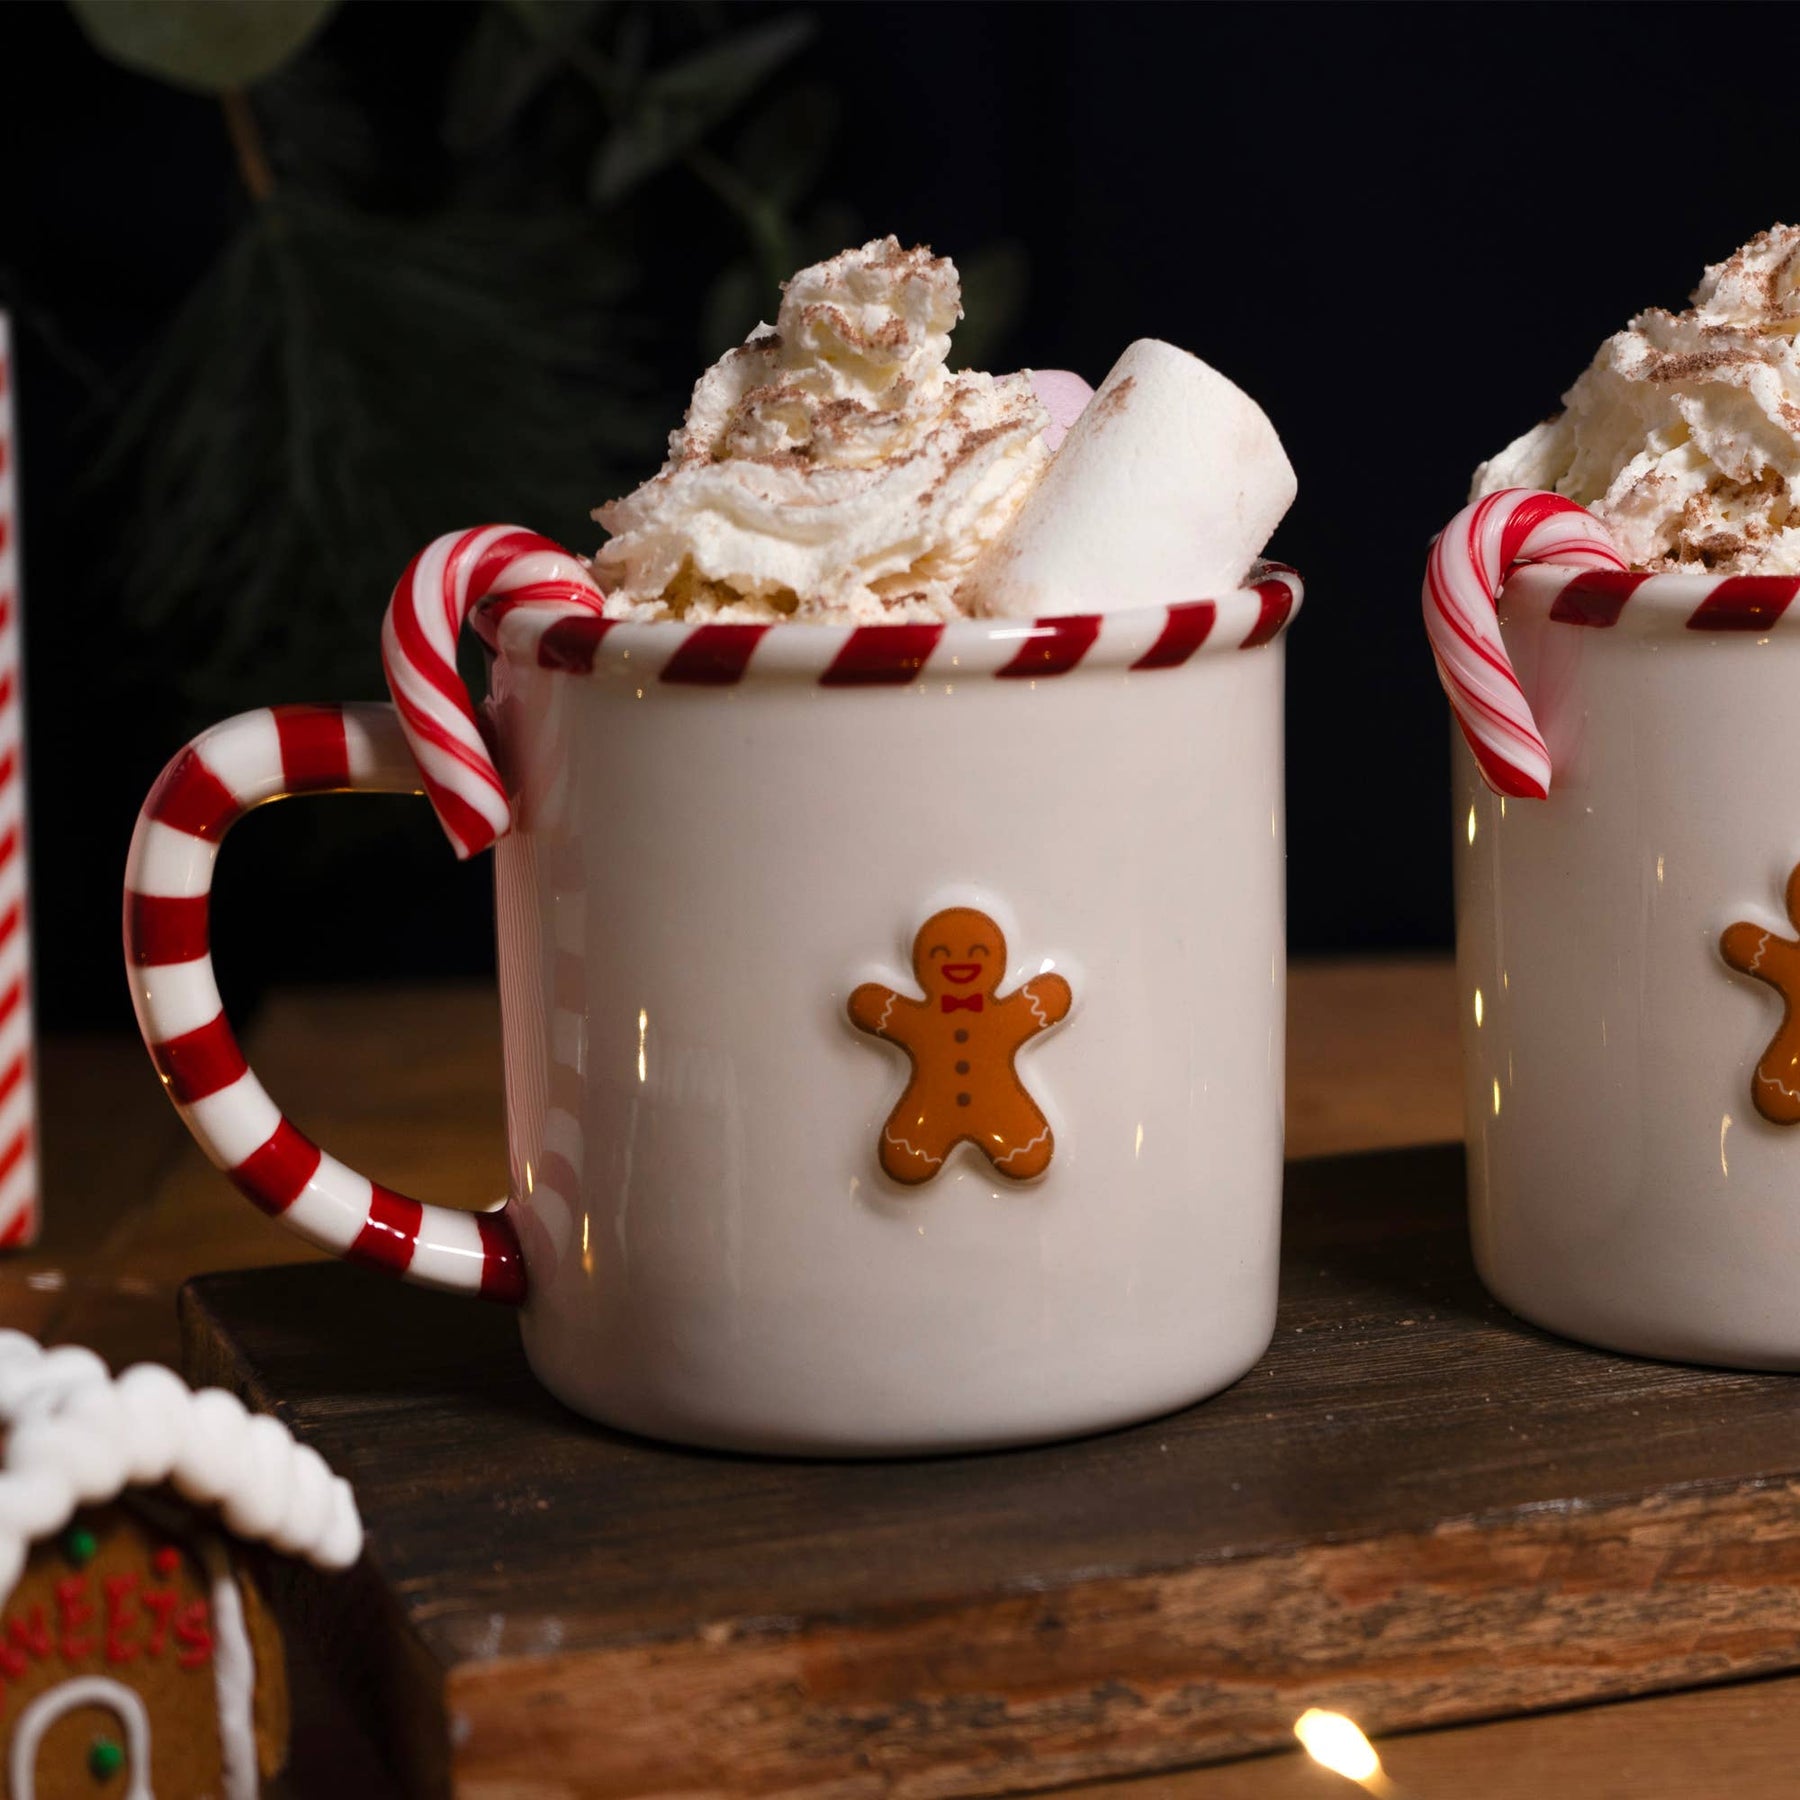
[1476,225,1800,574]
[593,238,1050,623]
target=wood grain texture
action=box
[0,1032,191,1349]
[181,1141,1800,1800]
[1286,955,1461,1157]
[24,982,509,1369]
[1092,1671,1800,1799]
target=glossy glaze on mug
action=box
[489,630,1289,1453]
[1458,567,1800,1368]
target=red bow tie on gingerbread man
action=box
[848,907,1072,1185]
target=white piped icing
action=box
[0,1331,362,1605]
[10,1676,153,1800]
[201,1533,260,1800]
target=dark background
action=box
[0,0,1791,1032]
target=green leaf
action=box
[698,257,763,360]
[444,1,608,152]
[68,0,343,95]
[729,81,837,213]
[952,240,1030,372]
[589,11,814,205]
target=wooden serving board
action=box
[179,1144,1800,1800]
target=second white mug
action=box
[1458,560,1800,1368]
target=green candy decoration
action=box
[62,1526,98,1568]
[87,1736,125,1780]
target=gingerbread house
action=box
[0,1331,362,1799]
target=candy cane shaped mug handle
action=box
[123,703,524,1299]
[122,528,609,1303]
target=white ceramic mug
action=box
[125,530,1302,1453]
[1457,559,1800,1367]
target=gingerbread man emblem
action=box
[1722,859,1800,1123]
[848,907,1072,1185]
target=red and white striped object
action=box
[386,523,1304,857]
[1500,561,1800,634]
[496,566,1303,682]
[0,317,37,1249]
[122,702,525,1302]
[381,525,606,862]
[1424,488,1627,799]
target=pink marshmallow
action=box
[1029,369,1094,454]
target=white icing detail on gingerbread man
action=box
[882,1129,945,1169]
[995,1125,1052,1170]
[10,1676,153,1800]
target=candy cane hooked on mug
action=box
[382,525,607,858]
[1424,488,1627,798]
[122,528,607,1302]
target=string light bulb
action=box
[1294,1710,1406,1796]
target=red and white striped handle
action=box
[1424,488,1627,798]
[382,525,605,860]
[122,702,525,1302]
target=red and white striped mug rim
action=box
[471,561,1304,685]
[1503,563,1800,635]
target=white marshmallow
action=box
[973,339,1295,617]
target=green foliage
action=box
[97,194,653,710]
[69,0,341,95]
[953,240,1031,373]
[442,2,608,154]
[587,13,816,206]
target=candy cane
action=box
[380,526,606,859]
[0,317,37,1251]
[1424,488,1627,799]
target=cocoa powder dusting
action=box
[917,422,1013,505]
[801,303,909,355]
[1087,374,1136,422]
[1644,347,1752,383]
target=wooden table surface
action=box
[19,959,1799,1797]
